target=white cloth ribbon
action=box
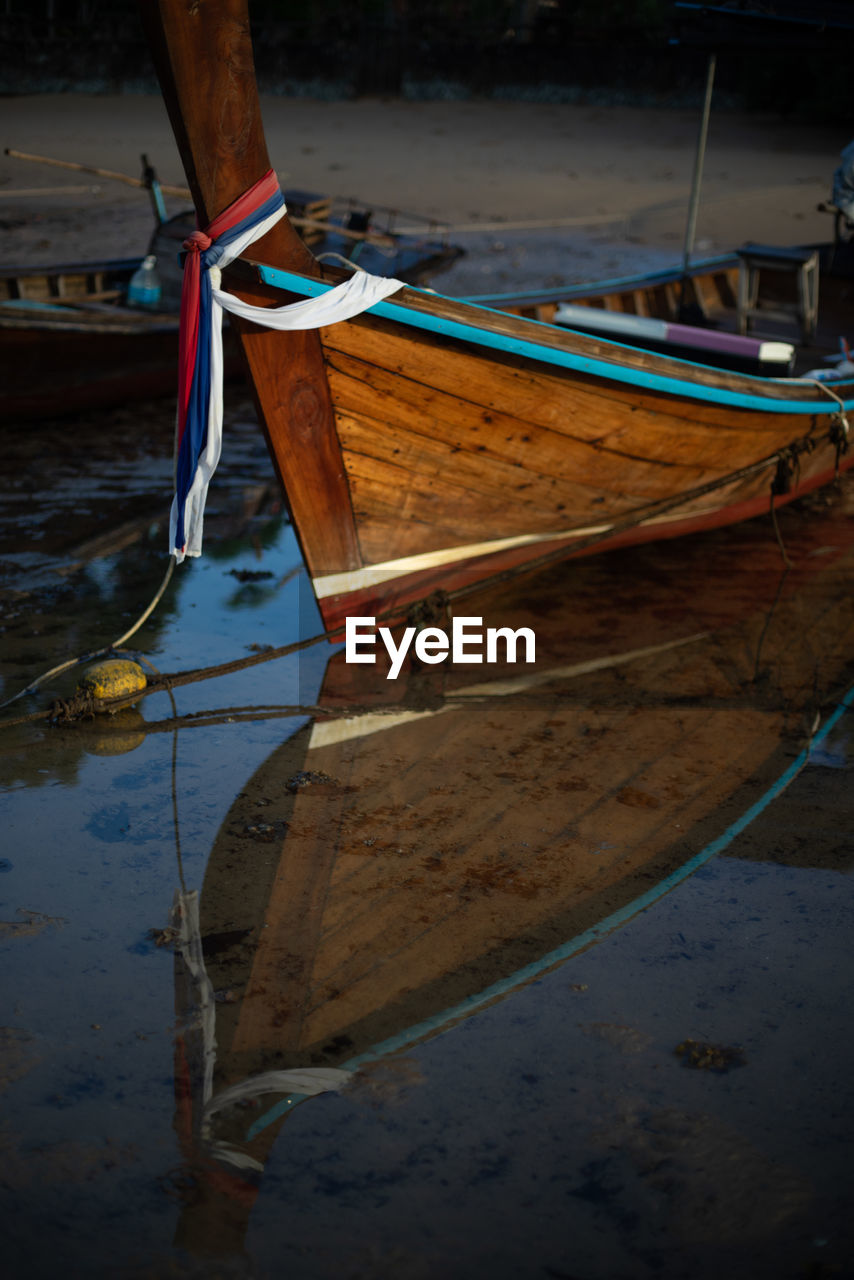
[170,222,404,563]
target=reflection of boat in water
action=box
[168,484,854,1250]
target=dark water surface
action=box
[1,395,852,1280]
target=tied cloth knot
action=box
[182,229,212,254]
[172,168,286,561]
[169,168,405,567]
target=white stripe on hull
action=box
[313,507,719,600]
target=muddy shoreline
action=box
[2,94,846,286]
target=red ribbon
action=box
[176,170,281,444]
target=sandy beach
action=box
[1,94,848,291]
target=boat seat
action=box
[735,243,819,344]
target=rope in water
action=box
[0,413,847,732]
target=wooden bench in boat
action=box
[735,243,819,344]
[552,301,795,377]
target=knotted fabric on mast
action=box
[172,169,404,563]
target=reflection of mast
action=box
[171,887,259,1257]
[171,878,351,1255]
[167,717,355,1255]
[173,882,352,1167]
[171,890,217,1160]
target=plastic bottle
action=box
[127,255,162,309]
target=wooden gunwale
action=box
[244,260,854,414]
[0,307,177,335]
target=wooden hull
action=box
[301,285,854,627]
[0,255,180,420]
[466,241,854,332]
[141,0,854,632]
[0,314,180,420]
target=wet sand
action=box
[1,93,848,289]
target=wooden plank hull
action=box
[308,299,854,626]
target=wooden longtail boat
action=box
[141,0,854,633]
[166,489,854,1251]
[466,239,854,341]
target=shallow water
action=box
[1,392,852,1280]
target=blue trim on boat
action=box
[245,684,854,1139]
[462,253,740,307]
[255,263,854,415]
[0,298,78,313]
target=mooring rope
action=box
[1,415,846,734]
[801,377,851,474]
[0,556,176,714]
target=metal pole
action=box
[681,52,716,277]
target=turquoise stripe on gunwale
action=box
[463,252,740,307]
[254,263,854,416]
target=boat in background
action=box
[148,188,462,311]
[0,254,181,420]
[0,191,462,421]
[140,0,854,635]
[465,239,854,378]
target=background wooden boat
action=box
[166,483,854,1252]
[141,0,854,635]
[465,240,854,375]
[0,193,461,421]
[0,255,181,420]
[149,191,462,311]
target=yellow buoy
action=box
[78,658,147,703]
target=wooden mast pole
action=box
[679,51,716,318]
[138,0,361,576]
